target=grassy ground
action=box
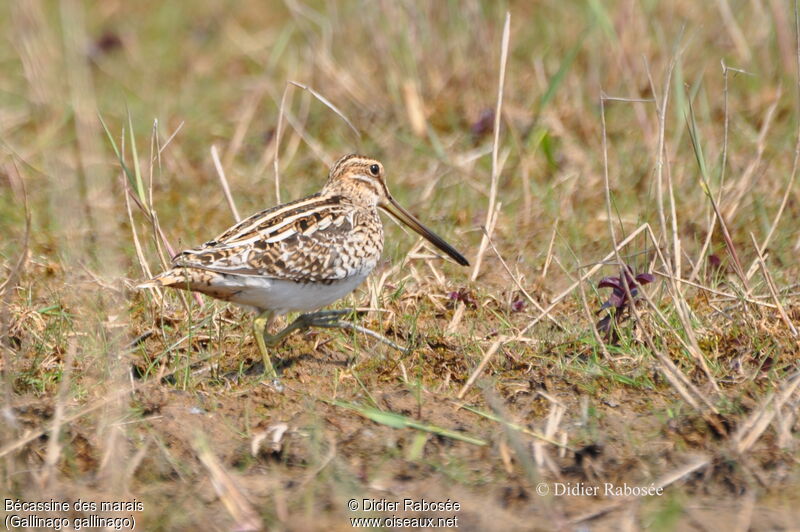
[2,0,800,530]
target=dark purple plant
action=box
[596,266,655,342]
[448,288,478,308]
[471,109,495,139]
[708,253,725,279]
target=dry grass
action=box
[1,1,800,530]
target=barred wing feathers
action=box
[165,194,382,285]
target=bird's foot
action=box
[298,310,411,355]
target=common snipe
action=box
[140,154,469,378]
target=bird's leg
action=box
[260,313,319,347]
[253,311,279,380]
[255,310,411,376]
[293,309,412,354]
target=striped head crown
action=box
[323,154,388,206]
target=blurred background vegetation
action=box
[1,0,799,529]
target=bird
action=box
[139,154,469,379]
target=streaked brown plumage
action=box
[140,154,469,377]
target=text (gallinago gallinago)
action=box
[140,154,469,379]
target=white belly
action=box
[211,272,370,315]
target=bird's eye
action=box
[369,164,380,176]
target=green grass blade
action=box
[539,36,584,112]
[98,111,136,188]
[587,0,617,41]
[461,404,571,449]
[126,108,147,204]
[330,400,487,446]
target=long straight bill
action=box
[381,196,469,266]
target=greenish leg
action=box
[253,311,278,380]
[253,309,411,379]
[287,310,411,355]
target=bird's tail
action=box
[136,269,187,289]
